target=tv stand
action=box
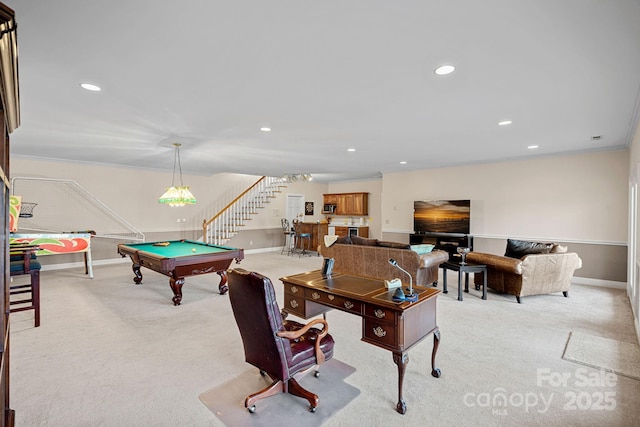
[410,232,473,260]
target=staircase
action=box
[202,176,287,245]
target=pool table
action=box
[117,240,244,305]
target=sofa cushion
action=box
[378,240,411,249]
[335,235,352,244]
[411,244,435,255]
[351,236,379,246]
[504,239,553,259]
[550,244,568,253]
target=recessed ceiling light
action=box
[528,145,539,149]
[434,65,455,75]
[498,120,512,126]
[80,83,101,92]
[347,148,356,152]
[260,127,271,132]
[400,161,407,165]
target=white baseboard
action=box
[572,276,627,290]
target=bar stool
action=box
[280,218,295,255]
[292,219,311,257]
[9,243,41,327]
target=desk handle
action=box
[374,309,385,319]
[290,286,299,294]
[344,301,354,309]
[289,300,299,309]
[373,326,387,338]
[312,292,321,300]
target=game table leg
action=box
[218,270,229,294]
[131,263,143,284]
[169,277,185,306]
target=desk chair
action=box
[292,219,311,257]
[9,244,41,327]
[227,269,335,413]
[280,218,294,255]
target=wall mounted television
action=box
[414,200,470,235]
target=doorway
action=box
[286,194,305,227]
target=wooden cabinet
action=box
[297,223,328,252]
[323,192,368,216]
[334,226,368,238]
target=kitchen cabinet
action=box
[323,192,368,216]
[334,226,369,238]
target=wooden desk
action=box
[280,270,441,414]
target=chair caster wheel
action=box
[247,405,256,413]
[431,368,441,378]
[259,370,266,376]
[309,406,317,413]
[314,370,320,378]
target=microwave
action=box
[322,204,336,214]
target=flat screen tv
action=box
[414,200,470,234]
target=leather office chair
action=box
[291,219,311,257]
[9,244,41,327]
[227,268,335,413]
[280,218,294,255]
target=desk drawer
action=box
[283,293,306,318]
[283,292,328,319]
[364,305,396,324]
[305,288,362,315]
[363,318,396,348]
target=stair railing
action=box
[202,176,286,245]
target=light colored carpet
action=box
[8,251,640,426]
[199,358,359,426]
[562,331,640,381]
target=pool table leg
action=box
[169,277,185,306]
[131,262,143,284]
[218,270,229,295]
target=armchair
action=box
[227,268,335,413]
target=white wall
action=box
[10,157,328,233]
[627,121,640,343]
[381,150,628,244]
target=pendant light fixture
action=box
[158,143,197,206]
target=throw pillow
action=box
[550,244,568,253]
[335,235,352,245]
[504,239,553,259]
[351,236,379,246]
[410,244,435,255]
[378,240,411,249]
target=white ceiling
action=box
[8,1,640,183]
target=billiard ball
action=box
[192,248,196,252]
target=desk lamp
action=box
[388,258,418,302]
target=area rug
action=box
[562,331,640,381]
[199,358,360,426]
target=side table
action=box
[440,260,487,301]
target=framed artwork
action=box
[305,202,314,215]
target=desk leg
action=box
[457,271,463,301]
[169,277,185,306]
[441,267,448,294]
[131,262,143,284]
[217,270,229,295]
[431,328,441,378]
[392,352,409,414]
